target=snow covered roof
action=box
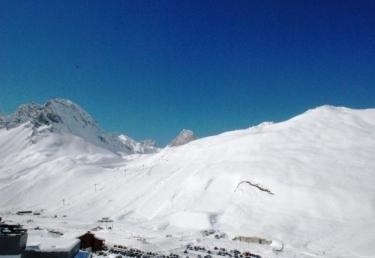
[26,238,80,252]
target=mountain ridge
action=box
[1,102,375,258]
[0,98,158,154]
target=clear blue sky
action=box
[1,0,374,145]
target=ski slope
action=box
[1,104,375,258]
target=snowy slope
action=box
[1,105,375,258]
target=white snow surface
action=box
[1,105,375,258]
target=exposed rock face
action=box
[0,114,5,128]
[169,129,196,147]
[118,135,158,154]
[4,99,96,130]
[1,98,158,154]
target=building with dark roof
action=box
[0,223,28,257]
[0,220,90,258]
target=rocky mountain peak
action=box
[169,129,196,147]
[1,98,158,154]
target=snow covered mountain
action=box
[1,104,375,258]
[0,98,157,154]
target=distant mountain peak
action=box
[0,112,5,123]
[45,98,98,128]
[118,134,158,154]
[1,98,157,154]
[169,129,196,147]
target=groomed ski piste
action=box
[1,99,375,258]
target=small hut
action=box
[78,232,104,252]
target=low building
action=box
[23,238,81,258]
[233,236,272,245]
[16,211,32,216]
[78,232,104,252]
[0,223,28,258]
[1,220,91,258]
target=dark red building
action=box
[78,232,104,252]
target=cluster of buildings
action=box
[0,218,103,258]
